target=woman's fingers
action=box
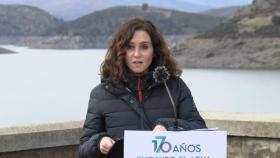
[99,136,115,154]
[153,124,167,131]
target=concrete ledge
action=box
[0,121,83,152]
[201,111,280,138]
[0,145,78,158]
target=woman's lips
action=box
[132,61,143,67]
[133,61,143,64]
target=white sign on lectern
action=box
[124,130,227,158]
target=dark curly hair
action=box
[101,18,182,83]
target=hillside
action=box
[57,6,223,36]
[174,0,280,69]
[200,0,280,38]
[0,4,224,49]
[0,0,217,21]
[201,6,246,17]
[0,5,62,36]
[32,6,224,49]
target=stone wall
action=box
[0,112,279,158]
[202,112,280,158]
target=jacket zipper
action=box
[125,87,146,129]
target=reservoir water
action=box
[0,45,279,127]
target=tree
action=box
[142,3,149,11]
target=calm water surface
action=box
[0,45,279,127]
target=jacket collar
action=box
[101,71,165,96]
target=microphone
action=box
[152,66,183,131]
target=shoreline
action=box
[0,47,17,54]
[2,43,280,70]
[174,37,280,70]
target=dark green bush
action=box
[272,16,280,25]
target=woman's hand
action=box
[99,136,115,154]
[153,124,167,131]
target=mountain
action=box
[0,5,62,36]
[200,0,280,38]
[57,6,223,36]
[201,6,246,17]
[174,0,280,69]
[0,0,216,21]
[32,6,223,49]
[52,0,214,21]
[0,4,223,49]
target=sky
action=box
[0,0,254,20]
[0,0,253,7]
[185,0,253,7]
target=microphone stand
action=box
[153,66,183,131]
[163,81,183,131]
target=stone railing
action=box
[201,112,280,158]
[0,112,279,158]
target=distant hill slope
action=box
[201,6,246,17]
[0,5,62,36]
[56,6,223,36]
[0,5,224,49]
[32,6,224,49]
[174,0,280,69]
[0,0,215,21]
[200,0,280,38]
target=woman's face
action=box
[125,30,154,75]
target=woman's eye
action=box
[140,45,149,49]
[127,45,134,50]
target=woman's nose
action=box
[133,48,141,57]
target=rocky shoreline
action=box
[0,36,109,49]
[0,34,189,49]
[0,47,17,54]
[1,36,280,70]
[174,37,280,69]
[172,0,280,70]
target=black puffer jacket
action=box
[79,73,206,158]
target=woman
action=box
[79,18,206,158]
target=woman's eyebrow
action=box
[140,41,151,44]
[129,41,150,45]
